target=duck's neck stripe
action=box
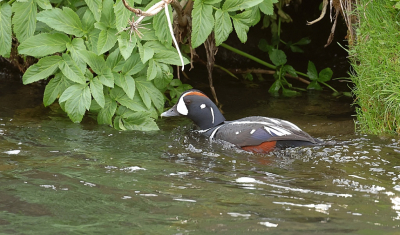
[210,107,215,124]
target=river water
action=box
[0,68,399,234]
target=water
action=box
[0,72,400,234]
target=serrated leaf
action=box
[100,0,115,28]
[283,65,297,77]
[269,49,286,66]
[23,55,62,84]
[18,33,70,57]
[259,0,277,15]
[114,0,134,30]
[203,0,222,4]
[307,80,322,90]
[268,79,281,95]
[115,73,136,99]
[99,67,114,87]
[318,67,333,82]
[78,49,106,74]
[122,53,145,76]
[0,2,12,57]
[307,61,318,81]
[37,7,85,37]
[111,87,148,112]
[84,0,102,22]
[214,9,232,46]
[153,5,172,45]
[97,95,117,125]
[135,76,164,112]
[43,73,73,106]
[35,0,52,9]
[191,1,214,48]
[86,28,100,54]
[106,48,123,71]
[64,84,91,123]
[82,8,95,32]
[117,31,136,60]
[231,15,249,43]
[90,77,105,108]
[138,42,154,64]
[97,28,118,54]
[66,38,87,72]
[222,0,263,12]
[11,0,36,42]
[121,113,159,131]
[146,59,157,81]
[154,63,172,89]
[59,53,86,84]
[146,42,190,65]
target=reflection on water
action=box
[1,72,400,234]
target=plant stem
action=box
[320,81,338,93]
[220,43,276,70]
[9,0,16,4]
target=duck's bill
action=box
[161,105,181,117]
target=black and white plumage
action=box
[161,89,319,153]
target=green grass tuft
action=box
[351,0,400,134]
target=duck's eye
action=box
[184,99,191,104]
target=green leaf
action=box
[293,37,311,45]
[106,48,123,71]
[11,0,36,42]
[63,84,91,123]
[18,33,70,57]
[214,9,232,46]
[307,80,322,90]
[99,67,114,87]
[78,50,106,74]
[146,41,189,65]
[43,73,73,106]
[282,65,297,77]
[97,95,117,125]
[82,8,95,32]
[153,5,173,45]
[100,0,115,28]
[203,0,222,4]
[66,38,87,72]
[111,87,148,112]
[121,112,159,131]
[231,15,249,43]
[258,0,277,15]
[191,1,214,48]
[117,31,136,60]
[290,45,303,53]
[90,77,105,108]
[37,7,85,37]
[282,88,299,97]
[0,2,12,57]
[35,0,52,9]
[86,28,100,54]
[318,67,333,82]
[122,53,145,76]
[23,55,62,84]
[114,73,136,99]
[59,53,86,84]
[307,61,318,81]
[258,38,272,53]
[222,0,263,12]
[97,28,118,55]
[269,49,286,66]
[114,0,134,30]
[135,77,164,112]
[146,59,158,81]
[84,0,102,22]
[268,79,281,95]
[138,42,154,64]
[154,63,173,89]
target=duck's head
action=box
[161,89,225,130]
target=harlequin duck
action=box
[161,89,320,153]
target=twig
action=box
[307,0,328,25]
[227,68,311,85]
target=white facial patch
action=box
[176,94,188,115]
[200,104,206,109]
